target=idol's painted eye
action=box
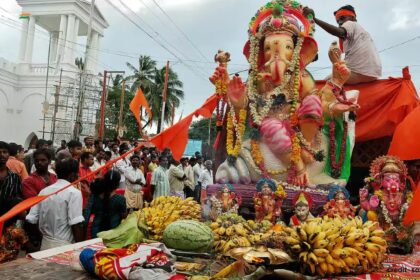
[286,45,293,50]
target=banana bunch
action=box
[284,216,387,277]
[211,213,283,253]
[138,196,201,240]
[211,213,253,253]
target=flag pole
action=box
[159,61,170,133]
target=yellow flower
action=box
[226,108,247,157]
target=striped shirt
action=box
[0,169,22,216]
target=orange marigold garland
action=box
[226,108,247,160]
[287,61,302,183]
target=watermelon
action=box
[163,220,214,252]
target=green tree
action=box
[126,55,157,93]
[103,75,139,139]
[152,66,184,133]
[188,115,217,144]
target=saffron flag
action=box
[151,94,217,161]
[130,88,152,132]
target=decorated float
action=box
[70,1,420,279]
[2,0,420,279]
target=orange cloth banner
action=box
[0,94,217,236]
[388,106,420,160]
[403,181,420,225]
[316,67,419,142]
[150,94,217,161]
[130,88,152,132]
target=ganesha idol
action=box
[254,179,287,223]
[360,156,419,254]
[209,184,242,221]
[212,0,360,187]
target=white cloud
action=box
[389,7,420,30]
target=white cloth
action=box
[92,158,106,171]
[41,235,71,251]
[193,163,204,185]
[342,21,382,78]
[198,169,213,189]
[124,167,145,192]
[26,179,84,245]
[115,158,131,188]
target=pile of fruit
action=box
[211,213,287,253]
[284,216,387,277]
[138,196,201,240]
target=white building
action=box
[0,0,108,148]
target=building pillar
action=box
[18,18,29,63]
[87,31,99,72]
[56,14,67,64]
[94,35,101,70]
[24,16,36,63]
[49,32,59,64]
[64,14,75,64]
[73,17,80,44]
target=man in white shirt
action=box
[115,145,130,188]
[198,160,214,189]
[303,5,382,85]
[168,159,186,199]
[180,157,195,197]
[124,155,145,210]
[92,149,106,171]
[196,160,214,203]
[193,156,204,185]
[26,159,85,250]
[111,143,120,160]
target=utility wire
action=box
[104,0,208,81]
[149,0,211,62]
[116,0,210,77]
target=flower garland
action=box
[226,108,247,158]
[296,132,324,162]
[329,120,348,179]
[250,139,289,176]
[380,200,409,234]
[215,79,227,129]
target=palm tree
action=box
[126,55,157,93]
[150,66,184,133]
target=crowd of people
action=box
[0,136,213,262]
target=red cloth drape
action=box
[403,181,420,225]
[316,67,419,142]
[0,94,217,236]
[388,106,420,160]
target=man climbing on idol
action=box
[303,5,382,85]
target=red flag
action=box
[130,88,152,132]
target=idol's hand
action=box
[228,75,247,109]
